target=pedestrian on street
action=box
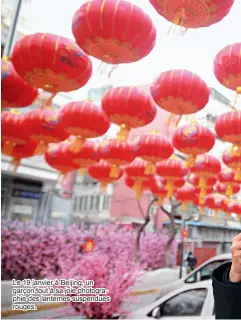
[185,252,197,273]
[212,232,241,319]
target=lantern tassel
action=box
[100,183,107,193]
[234,168,241,181]
[167,114,175,127]
[225,185,233,196]
[133,180,143,199]
[9,158,20,172]
[69,136,85,153]
[198,177,206,189]
[110,165,120,179]
[181,201,188,212]
[144,162,156,175]
[232,86,241,110]
[78,168,87,176]
[116,124,130,141]
[34,141,47,155]
[42,93,57,109]
[186,154,196,168]
[213,209,219,219]
[198,207,204,215]
[199,189,206,205]
[157,197,164,206]
[2,141,14,155]
[57,173,65,184]
[166,180,174,198]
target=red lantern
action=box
[172,123,215,167]
[151,70,209,125]
[192,196,207,215]
[11,33,92,101]
[45,140,79,177]
[156,157,188,197]
[58,101,110,152]
[1,139,38,172]
[205,194,228,216]
[191,154,221,188]
[23,108,68,155]
[1,111,29,154]
[175,183,197,211]
[1,59,38,109]
[149,0,234,29]
[225,201,241,219]
[88,159,123,192]
[135,132,173,175]
[216,182,240,196]
[102,86,157,140]
[223,145,241,181]
[125,175,153,199]
[218,169,241,196]
[98,139,136,178]
[150,177,168,205]
[214,43,241,95]
[125,158,152,198]
[81,238,95,253]
[189,173,217,204]
[215,111,241,147]
[71,140,99,175]
[72,0,156,65]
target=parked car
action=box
[155,253,231,299]
[126,280,214,319]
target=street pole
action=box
[179,219,185,279]
[3,0,23,58]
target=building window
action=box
[94,195,100,211]
[74,195,101,212]
[103,196,111,211]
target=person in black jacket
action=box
[212,232,241,319]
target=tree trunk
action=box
[135,198,157,263]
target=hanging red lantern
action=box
[214,43,241,105]
[156,157,188,197]
[149,0,234,29]
[72,0,156,65]
[134,132,173,175]
[1,110,29,154]
[150,177,168,205]
[172,123,215,167]
[81,238,96,253]
[175,183,197,211]
[216,182,240,196]
[224,200,241,219]
[191,154,221,188]
[218,169,241,196]
[192,196,207,215]
[1,139,38,172]
[98,139,136,179]
[162,177,185,193]
[45,140,79,179]
[222,145,241,181]
[23,108,68,155]
[151,70,210,125]
[88,159,123,192]
[11,33,92,105]
[71,140,99,175]
[205,194,228,216]
[1,59,38,109]
[58,101,110,152]
[189,173,217,205]
[125,158,152,198]
[125,175,153,199]
[215,111,241,147]
[102,86,157,140]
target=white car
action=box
[127,280,214,319]
[155,253,231,299]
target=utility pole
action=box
[179,218,190,279]
[3,0,23,58]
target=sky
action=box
[9,0,241,102]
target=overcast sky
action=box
[14,0,241,102]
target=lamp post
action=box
[3,0,23,58]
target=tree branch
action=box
[136,199,146,219]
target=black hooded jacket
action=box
[212,262,241,319]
